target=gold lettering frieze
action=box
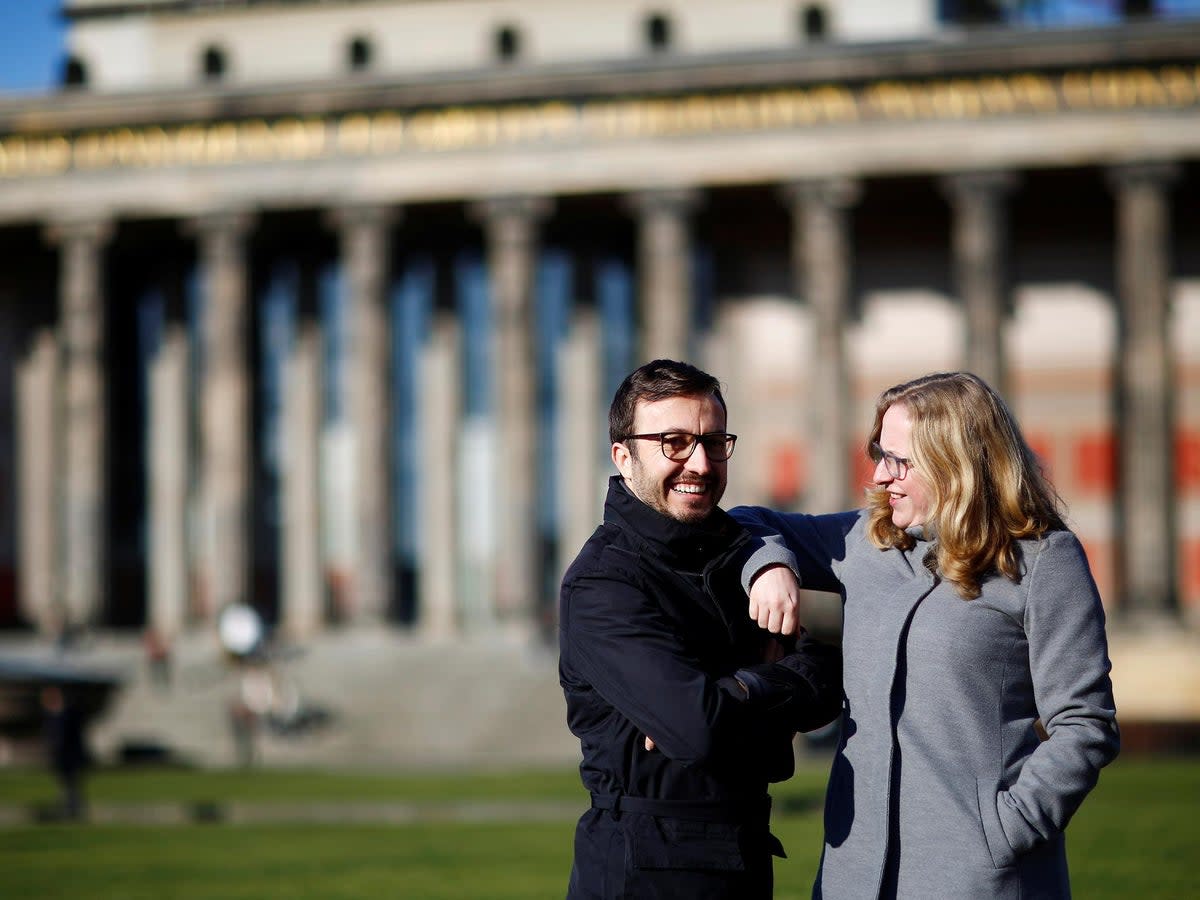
[1,65,1197,179]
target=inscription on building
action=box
[2,65,1197,178]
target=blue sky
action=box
[0,0,66,95]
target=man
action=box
[41,684,87,819]
[559,359,843,899]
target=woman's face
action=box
[874,403,934,530]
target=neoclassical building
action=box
[1,0,1198,650]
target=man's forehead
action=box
[632,392,726,428]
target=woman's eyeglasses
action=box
[868,441,912,479]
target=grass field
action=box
[2,757,1196,898]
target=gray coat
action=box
[731,507,1120,900]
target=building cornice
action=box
[4,21,1199,134]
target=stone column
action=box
[46,218,112,630]
[943,171,1017,395]
[418,313,461,639]
[281,324,323,640]
[629,188,699,363]
[331,204,396,624]
[188,211,253,619]
[475,195,551,627]
[147,326,190,640]
[784,178,860,514]
[556,308,603,586]
[1109,162,1179,619]
[16,331,59,635]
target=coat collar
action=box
[602,475,744,570]
[902,524,938,580]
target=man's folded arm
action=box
[563,574,818,769]
[727,634,843,733]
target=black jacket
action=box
[559,477,842,899]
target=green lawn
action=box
[1,757,1195,899]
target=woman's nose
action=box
[871,458,891,484]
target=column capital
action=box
[1106,160,1181,190]
[43,216,113,247]
[182,208,256,241]
[939,169,1019,202]
[624,186,702,218]
[325,203,401,232]
[470,194,553,226]
[780,176,861,210]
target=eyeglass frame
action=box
[623,431,738,462]
[868,441,912,479]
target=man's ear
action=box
[612,441,633,480]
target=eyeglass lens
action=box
[869,442,906,478]
[662,433,734,461]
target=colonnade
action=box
[15,162,1182,639]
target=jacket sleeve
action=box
[995,531,1120,855]
[733,633,844,733]
[729,506,860,594]
[561,568,795,772]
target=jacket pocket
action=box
[975,777,1017,869]
[624,815,746,872]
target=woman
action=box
[732,372,1118,899]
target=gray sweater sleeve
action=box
[729,506,860,594]
[995,530,1120,854]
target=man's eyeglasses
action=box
[625,432,738,462]
[868,441,912,479]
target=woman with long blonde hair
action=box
[732,371,1118,899]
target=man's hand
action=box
[748,564,803,635]
[644,736,656,752]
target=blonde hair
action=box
[864,372,1065,599]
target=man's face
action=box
[612,393,728,524]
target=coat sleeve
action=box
[734,634,844,733]
[995,531,1120,855]
[561,568,795,772]
[729,506,860,594]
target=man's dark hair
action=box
[608,359,727,444]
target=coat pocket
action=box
[624,815,747,872]
[975,777,1017,869]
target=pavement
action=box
[1,627,581,771]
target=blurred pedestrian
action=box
[142,626,172,687]
[41,684,87,820]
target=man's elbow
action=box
[794,694,844,734]
[656,724,718,767]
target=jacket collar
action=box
[602,475,744,569]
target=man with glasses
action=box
[559,359,843,899]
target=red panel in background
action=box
[850,445,876,502]
[1183,539,1200,609]
[1026,431,1055,482]
[1177,431,1200,492]
[1072,432,1116,494]
[769,443,805,507]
